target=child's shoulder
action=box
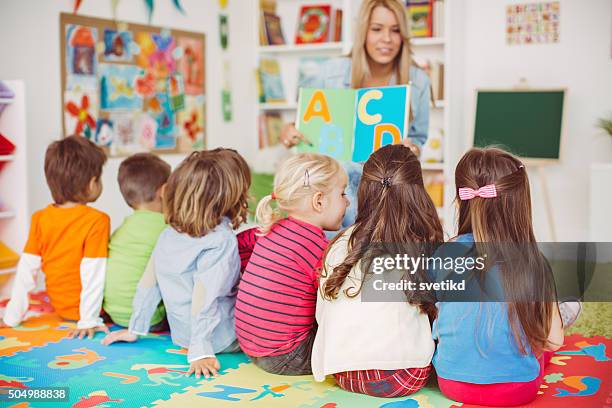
[82,206,111,224]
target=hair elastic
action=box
[271,192,277,200]
[381,177,392,188]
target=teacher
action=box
[281,0,431,228]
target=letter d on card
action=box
[352,85,410,162]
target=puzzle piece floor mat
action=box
[0,312,610,408]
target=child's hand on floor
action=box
[101,329,138,345]
[68,324,110,340]
[186,357,220,379]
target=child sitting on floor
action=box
[431,147,574,406]
[2,135,110,339]
[102,153,171,330]
[313,144,441,397]
[235,153,348,375]
[103,148,250,378]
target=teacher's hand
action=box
[280,123,312,149]
[402,139,421,157]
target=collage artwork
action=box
[61,14,206,155]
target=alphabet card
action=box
[296,85,411,162]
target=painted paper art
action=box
[178,95,205,150]
[168,74,186,111]
[99,64,143,110]
[506,2,560,45]
[60,13,206,155]
[64,90,98,138]
[178,37,205,94]
[66,25,97,76]
[103,29,133,62]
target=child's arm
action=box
[3,213,42,327]
[545,303,564,352]
[2,254,41,327]
[71,215,110,337]
[187,237,240,377]
[102,257,162,345]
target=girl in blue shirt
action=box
[431,147,566,406]
[103,149,251,379]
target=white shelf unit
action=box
[255,1,456,237]
[0,80,28,298]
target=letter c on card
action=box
[374,124,401,150]
[357,90,383,125]
[303,90,331,123]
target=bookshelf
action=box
[255,0,458,237]
[0,80,28,298]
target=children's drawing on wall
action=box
[219,14,229,49]
[66,25,97,76]
[178,95,205,151]
[60,13,206,155]
[99,64,143,110]
[103,29,134,62]
[222,60,232,122]
[506,2,560,45]
[178,37,205,94]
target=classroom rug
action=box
[0,302,610,407]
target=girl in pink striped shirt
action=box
[235,153,348,375]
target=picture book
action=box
[296,85,411,162]
[295,5,332,44]
[263,12,286,45]
[259,58,285,103]
[407,1,433,37]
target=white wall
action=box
[0,0,257,230]
[456,0,612,241]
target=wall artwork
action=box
[60,13,206,155]
[506,2,560,45]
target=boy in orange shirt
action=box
[1,135,110,339]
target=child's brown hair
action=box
[44,135,107,204]
[118,153,171,208]
[164,149,250,237]
[321,144,442,319]
[455,147,557,354]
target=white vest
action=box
[311,227,435,381]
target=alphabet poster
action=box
[296,85,410,162]
[506,2,560,45]
[60,13,206,156]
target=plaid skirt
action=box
[334,365,432,398]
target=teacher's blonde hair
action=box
[351,0,413,88]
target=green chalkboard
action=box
[473,90,565,160]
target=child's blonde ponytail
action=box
[256,153,345,235]
[255,194,283,235]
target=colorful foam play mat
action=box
[0,294,610,407]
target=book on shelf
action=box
[332,9,343,42]
[258,113,282,149]
[262,11,286,45]
[295,4,332,44]
[421,128,444,164]
[296,56,330,97]
[255,69,265,103]
[296,85,411,162]
[259,0,276,13]
[433,0,444,38]
[407,1,433,38]
[259,58,285,103]
[422,60,444,102]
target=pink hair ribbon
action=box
[458,184,498,200]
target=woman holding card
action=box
[280,0,431,228]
